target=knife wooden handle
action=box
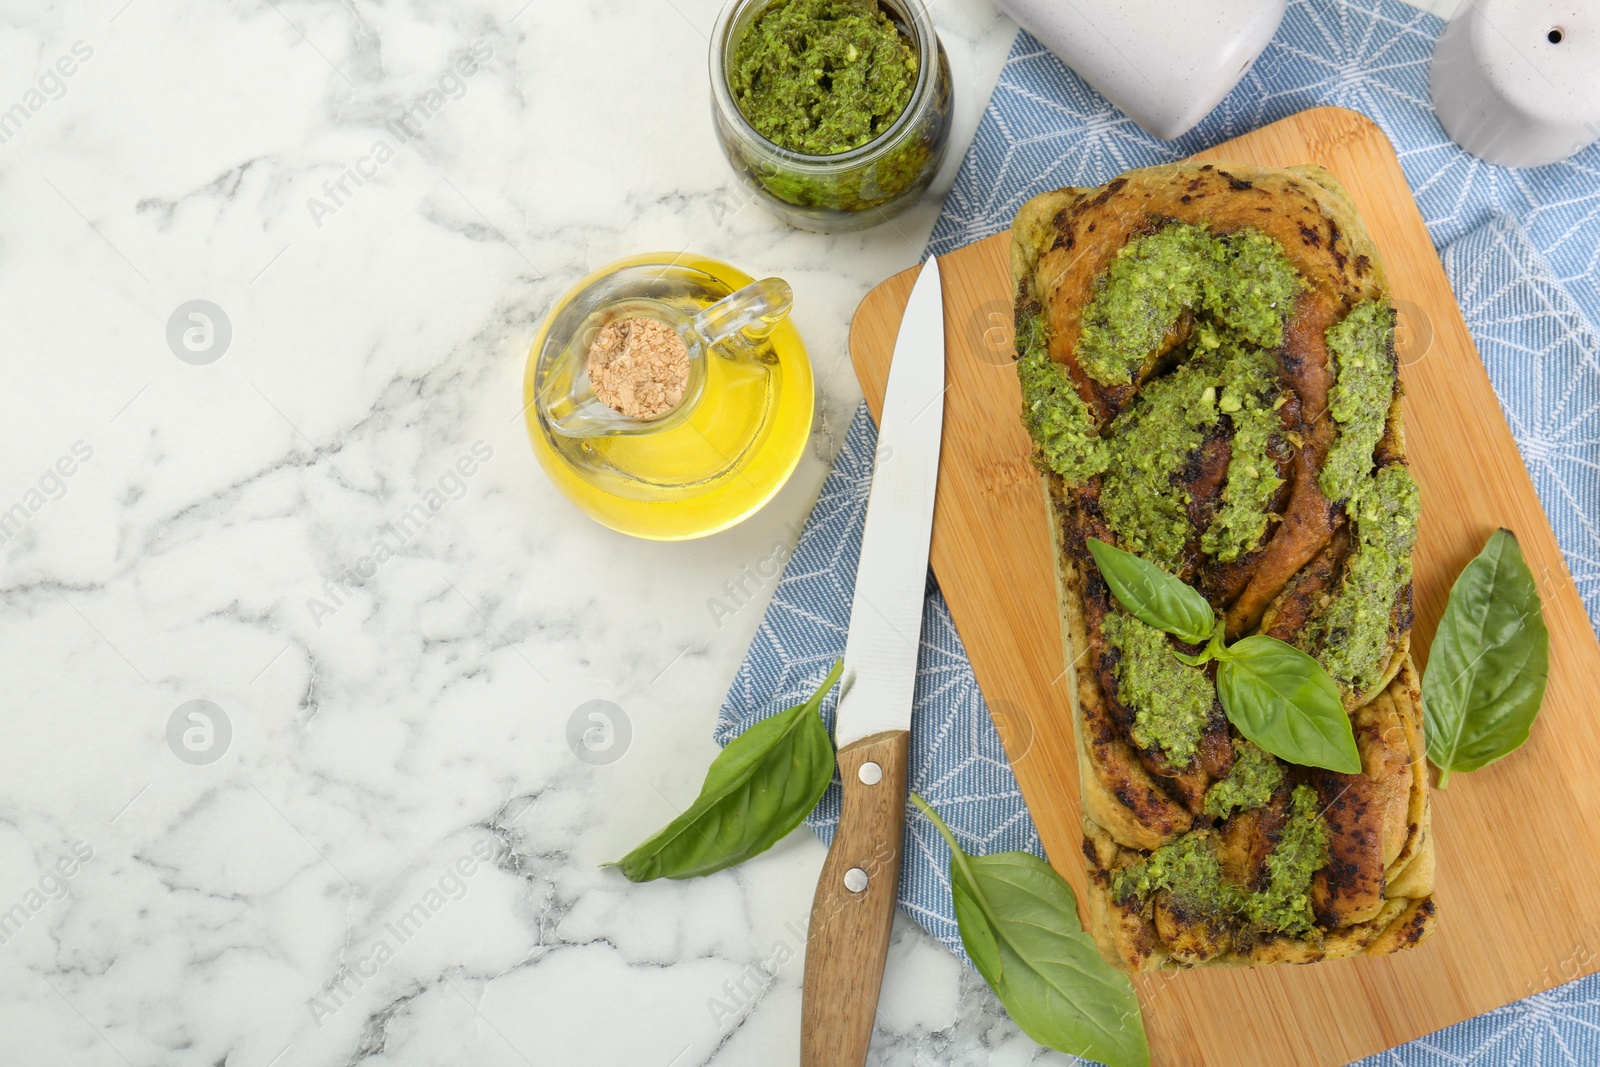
[801,729,909,1067]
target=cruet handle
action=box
[691,277,793,349]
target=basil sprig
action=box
[609,660,842,880]
[1217,636,1360,775]
[1086,537,1213,644]
[911,793,1149,1067]
[1423,529,1549,787]
[615,674,1153,1063]
[1086,538,1360,774]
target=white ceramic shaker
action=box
[1431,1,1600,168]
[992,0,1287,140]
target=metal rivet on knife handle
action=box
[858,762,883,785]
[843,868,869,893]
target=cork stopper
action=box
[584,317,691,419]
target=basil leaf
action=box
[1086,537,1215,644]
[610,660,842,880]
[1217,636,1361,774]
[951,880,1002,987]
[913,794,1149,1067]
[1423,529,1549,787]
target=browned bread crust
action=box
[1014,162,1437,971]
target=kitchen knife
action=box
[801,256,945,1067]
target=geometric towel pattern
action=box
[721,0,1600,1059]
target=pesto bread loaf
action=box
[1011,162,1436,971]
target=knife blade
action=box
[801,256,945,1067]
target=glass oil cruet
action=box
[524,253,814,540]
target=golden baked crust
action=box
[1013,162,1437,971]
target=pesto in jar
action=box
[729,0,918,156]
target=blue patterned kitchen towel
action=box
[718,0,1600,1061]
[1440,214,1600,621]
[714,403,1041,948]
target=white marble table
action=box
[0,1,1446,1064]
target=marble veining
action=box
[0,0,1463,1062]
[0,0,1043,1063]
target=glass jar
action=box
[524,253,813,541]
[709,0,953,233]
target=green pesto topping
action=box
[1201,341,1286,561]
[1016,311,1108,483]
[1111,832,1235,917]
[1098,353,1219,569]
[1204,739,1284,819]
[1018,223,1301,565]
[1210,228,1310,351]
[1075,224,1305,386]
[1304,463,1422,693]
[1320,300,1397,501]
[1250,784,1330,939]
[1112,784,1329,939]
[730,0,918,156]
[1103,611,1213,766]
[1076,224,1216,385]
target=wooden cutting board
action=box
[849,106,1600,1067]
